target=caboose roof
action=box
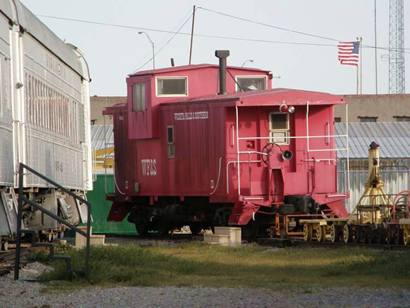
[129,64,270,76]
[160,88,344,107]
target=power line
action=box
[38,14,410,53]
[134,12,192,71]
[134,9,193,69]
[38,14,183,35]
[36,14,333,47]
[196,6,410,53]
[197,6,339,42]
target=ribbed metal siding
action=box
[338,162,410,213]
[91,125,114,150]
[335,122,410,159]
[23,33,84,189]
[0,13,12,186]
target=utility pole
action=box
[189,5,196,65]
[138,31,155,69]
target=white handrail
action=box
[238,134,348,140]
[235,105,241,196]
[230,102,350,198]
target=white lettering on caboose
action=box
[141,159,157,176]
[174,111,208,121]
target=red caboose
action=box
[105,50,348,237]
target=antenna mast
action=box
[389,0,405,93]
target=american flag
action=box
[337,41,360,66]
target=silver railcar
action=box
[0,0,91,248]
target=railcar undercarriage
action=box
[123,194,333,239]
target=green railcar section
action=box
[87,174,135,235]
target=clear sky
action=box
[21,0,409,96]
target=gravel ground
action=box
[0,262,410,308]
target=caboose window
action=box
[156,77,187,96]
[269,112,289,145]
[167,125,175,158]
[132,83,145,112]
[236,76,266,92]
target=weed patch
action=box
[31,243,410,290]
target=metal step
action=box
[32,242,74,279]
[51,254,73,279]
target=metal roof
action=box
[91,125,114,150]
[130,64,269,77]
[335,122,410,159]
[160,88,345,107]
[0,0,88,79]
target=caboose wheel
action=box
[329,224,337,243]
[303,224,312,242]
[376,228,386,244]
[315,224,324,242]
[365,228,374,244]
[48,232,57,242]
[386,228,393,245]
[357,227,367,243]
[342,224,351,244]
[1,241,9,251]
[403,228,409,246]
[386,227,400,245]
[135,223,149,236]
[189,223,202,235]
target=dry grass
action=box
[35,242,410,290]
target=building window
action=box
[334,117,341,123]
[269,112,289,144]
[236,76,266,92]
[394,116,410,122]
[132,83,145,112]
[358,116,377,123]
[156,77,187,96]
[167,126,175,158]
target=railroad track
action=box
[257,237,410,250]
[106,233,410,250]
[105,233,203,246]
[0,244,38,277]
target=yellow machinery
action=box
[354,142,391,224]
[301,141,410,245]
[93,147,114,171]
[395,191,410,245]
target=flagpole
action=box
[355,37,359,94]
[337,40,361,94]
[359,37,363,94]
[356,37,362,94]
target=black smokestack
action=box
[215,50,230,95]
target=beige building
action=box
[91,94,410,125]
[334,94,410,122]
[90,96,126,125]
